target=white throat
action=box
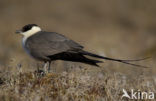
[22,26,41,45]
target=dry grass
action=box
[0,66,155,101]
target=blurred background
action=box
[0,0,155,76]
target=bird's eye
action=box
[22,26,32,32]
[22,24,37,32]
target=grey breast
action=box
[24,31,84,61]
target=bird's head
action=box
[16,24,41,37]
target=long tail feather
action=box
[80,51,150,68]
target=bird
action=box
[16,24,149,72]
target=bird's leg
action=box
[43,61,49,73]
[48,61,51,73]
[43,61,51,73]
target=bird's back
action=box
[23,31,83,61]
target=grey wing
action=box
[25,31,84,58]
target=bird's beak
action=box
[15,30,22,34]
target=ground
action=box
[0,66,155,101]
